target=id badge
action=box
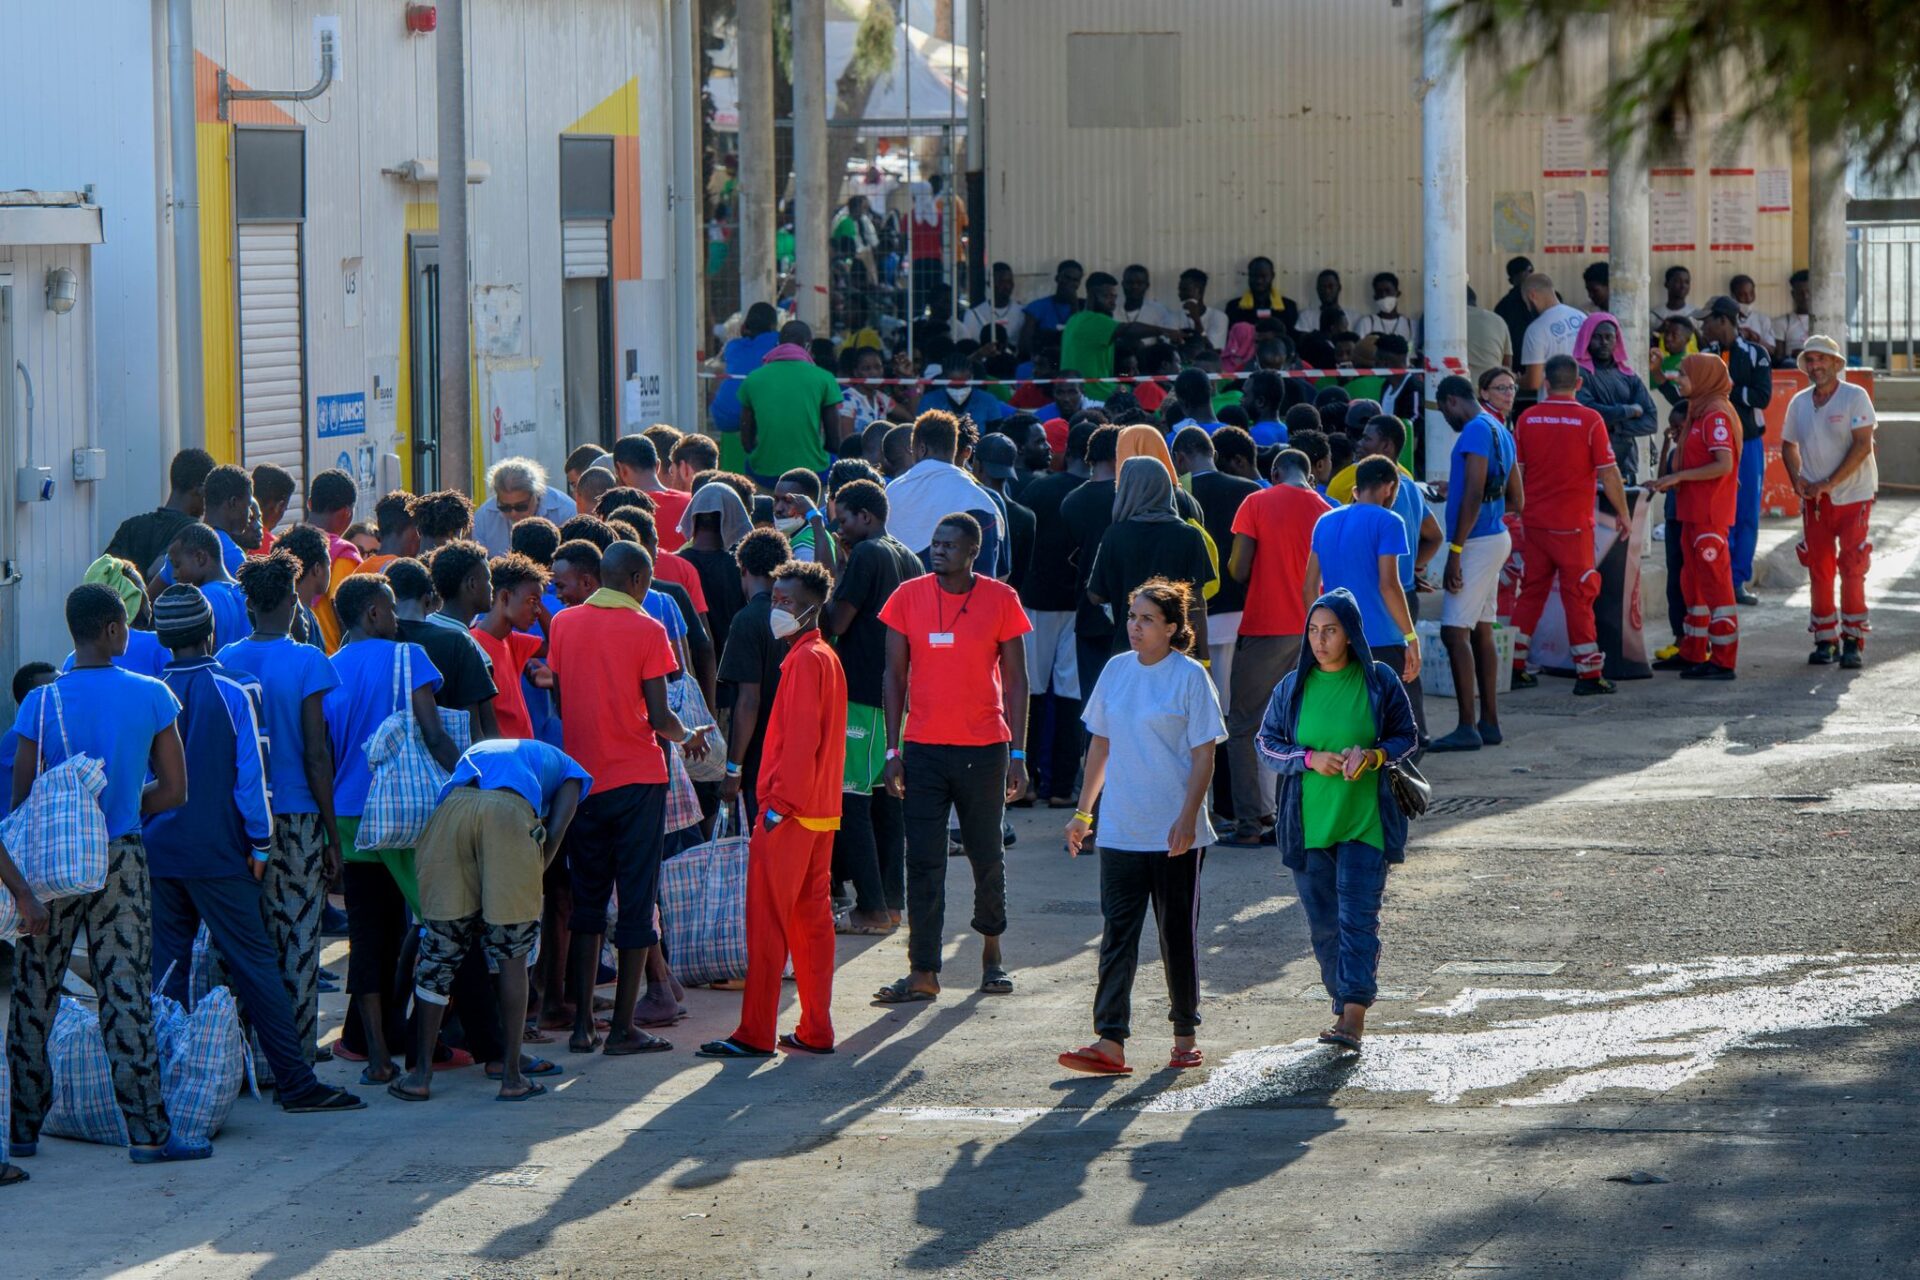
[929,631,956,648]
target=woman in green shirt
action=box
[1256,588,1418,1053]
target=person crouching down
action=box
[700,562,848,1059]
[390,738,589,1102]
[1257,588,1418,1052]
[1060,578,1225,1076]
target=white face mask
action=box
[769,603,814,639]
[1376,294,1399,315]
[946,384,974,405]
[774,515,805,536]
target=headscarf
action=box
[763,342,812,364]
[680,481,753,549]
[1114,424,1177,485]
[1573,311,1635,376]
[84,553,146,624]
[1043,417,1070,472]
[1112,455,1181,525]
[1679,352,1736,428]
[1220,322,1258,375]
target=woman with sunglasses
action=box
[1477,366,1518,424]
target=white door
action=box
[562,219,610,280]
[237,223,307,519]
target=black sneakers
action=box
[1841,639,1865,670]
[1573,677,1617,696]
[1809,642,1837,666]
[1679,662,1736,681]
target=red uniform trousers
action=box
[1797,496,1873,645]
[1509,524,1603,678]
[1679,522,1738,669]
[731,818,837,1052]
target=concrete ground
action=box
[11,502,1920,1279]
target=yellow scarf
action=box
[585,587,644,612]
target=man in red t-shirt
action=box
[698,563,847,1059]
[875,513,1031,1004]
[1510,356,1633,692]
[1648,354,1741,677]
[613,433,693,552]
[546,542,710,1053]
[1221,449,1330,846]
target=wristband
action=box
[251,848,271,862]
[1009,749,1026,761]
[1448,542,1465,554]
[1402,630,1418,643]
[1072,810,1095,826]
[884,748,900,761]
[724,761,742,777]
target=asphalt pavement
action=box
[9,501,1920,1279]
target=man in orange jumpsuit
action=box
[1649,353,1741,679]
[1509,354,1632,694]
[698,561,847,1058]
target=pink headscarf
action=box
[1220,322,1258,376]
[1572,311,1635,377]
[763,342,812,363]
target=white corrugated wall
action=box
[985,2,1801,318]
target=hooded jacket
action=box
[1254,588,1419,869]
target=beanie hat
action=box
[152,584,215,650]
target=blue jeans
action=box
[1731,436,1765,587]
[1292,841,1388,1013]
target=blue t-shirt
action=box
[1249,419,1289,448]
[14,667,181,839]
[218,635,343,815]
[62,627,170,680]
[918,387,1011,423]
[710,331,778,433]
[1445,411,1516,542]
[1023,296,1078,337]
[324,639,443,817]
[157,528,247,586]
[0,730,23,818]
[1387,470,1429,591]
[1311,502,1411,650]
[196,580,252,652]
[438,738,593,815]
[642,590,689,643]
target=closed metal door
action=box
[237,223,308,519]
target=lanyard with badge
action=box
[929,581,975,649]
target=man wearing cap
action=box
[969,434,1035,592]
[146,584,363,1114]
[1782,336,1878,668]
[1699,295,1774,605]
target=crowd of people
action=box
[0,268,1879,1180]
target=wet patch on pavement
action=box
[1141,954,1920,1111]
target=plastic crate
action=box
[1415,619,1514,697]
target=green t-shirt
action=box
[1297,660,1384,852]
[738,360,841,477]
[1059,311,1118,399]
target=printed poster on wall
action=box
[1650,121,1695,177]
[1542,190,1587,254]
[1651,189,1696,253]
[1588,190,1611,255]
[1493,192,1537,254]
[1757,168,1792,213]
[1542,116,1590,178]
[1710,185,1756,252]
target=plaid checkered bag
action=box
[659,800,750,987]
[159,986,247,1145]
[666,673,727,783]
[664,737,703,834]
[0,686,109,901]
[43,997,129,1146]
[358,644,472,850]
[1,1016,11,1164]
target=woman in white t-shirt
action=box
[1060,578,1227,1076]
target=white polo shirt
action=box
[1783,380,1878,507]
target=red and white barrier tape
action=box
[696,368,1442,386]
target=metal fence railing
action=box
[1850,222,1920,370]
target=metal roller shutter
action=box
[562,219,610,279]
[237,222,307,520]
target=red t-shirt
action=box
[1133,381,1167,412]
[1676,408,1742,528]
[1515,399,1615,531]
[1230,484,1331,636]
[546,600,679,787]
[469,627,545,739]
[654,550,709,614]
[650,488,693,552]
[878,574,1033,746]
